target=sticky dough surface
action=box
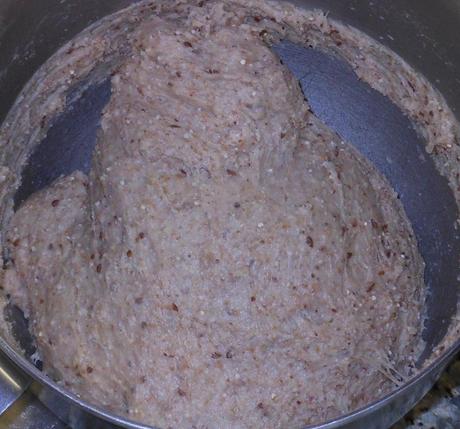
[2,1,427,428]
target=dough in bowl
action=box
[1,1,436,428]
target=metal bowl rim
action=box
[0,332,458,429]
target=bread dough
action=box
[1,1,427,428]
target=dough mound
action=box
[4,1,424,428]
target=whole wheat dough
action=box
[1,1,428,428]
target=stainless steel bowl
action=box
[0,1,459,428]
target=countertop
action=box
[393,354,460,429]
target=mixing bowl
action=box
[0,1,459,428]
